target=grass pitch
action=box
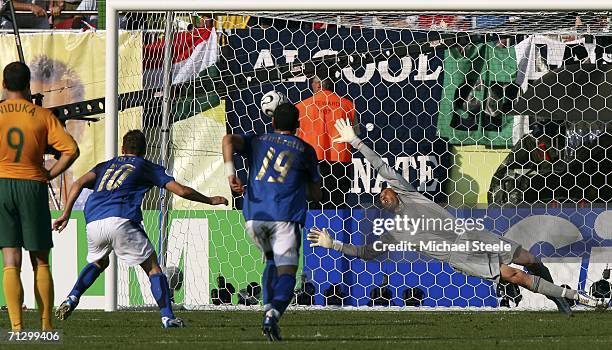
[3,309,610,349]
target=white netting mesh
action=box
[241,11,612,35]
[114,11,612,310]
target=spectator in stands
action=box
[246,16,302,30]
[296,76,355,208]
[0,0,60,29]
[218,14,250,30]
[312,22,336,30]
[53,0,97,29]
[74,0,96,28]
[211,275,235,305]
[575,14,611,63]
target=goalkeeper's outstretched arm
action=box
[333,119,415,194]
[307,227,384,261]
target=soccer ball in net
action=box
[260,90,289,117]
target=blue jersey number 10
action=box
[97,164,136,191]
[255,147,295,183]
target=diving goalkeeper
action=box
[307,118,607,313]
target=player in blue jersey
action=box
[223,103,322,341]
[52,130,228,328]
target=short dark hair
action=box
[320,79,333,91]
[273,103,300,132]
[122,130,147,156]
[3,62,31,92]
[313,76,333,91]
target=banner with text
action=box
[225,28,450,206]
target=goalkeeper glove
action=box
[307,227,344,251]
[307,227,333,248]
[332,118,358,145]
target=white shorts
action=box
[86,217,155,266]
[245,220,301,266]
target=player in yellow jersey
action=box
[0,62,79,331]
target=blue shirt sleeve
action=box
[304,144,321,183]
[89,161,107,177]
[236,134,257,158]
[145,161,175,188]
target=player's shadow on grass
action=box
[301,333,565,343]
[286,320,437,328]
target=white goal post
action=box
[104,1,612,312]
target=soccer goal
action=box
[104,1,612,312]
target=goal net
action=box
[112,10,612,310]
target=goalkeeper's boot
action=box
[550,296,573,316]
[262,315,282,341]
[56,296,79,321]
[162,317,186,328]
[576,292,609,310]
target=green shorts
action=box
[0,178,53,251]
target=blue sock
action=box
[270,274,296,318]
[149,273,175,319]
[69,263,102,299]
[262,260,277,306]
